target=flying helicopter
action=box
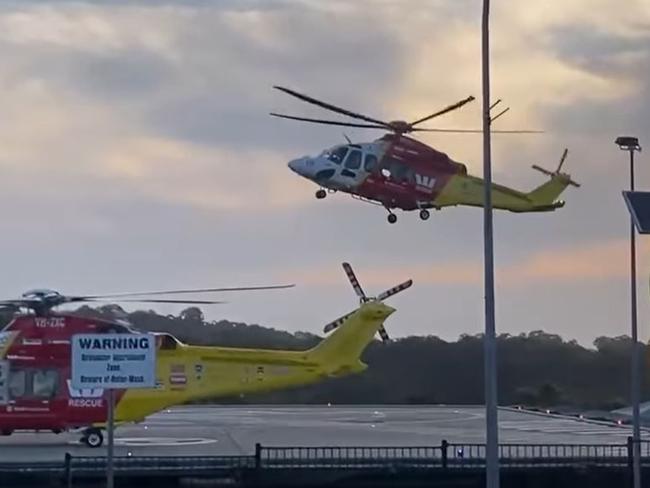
[271,86,580,223]
[0,263,410,448]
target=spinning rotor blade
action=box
[377,325,390,342]
[342,262,366,301]
[531,164,555,176]
[557,148,569,172]
[0,300,25,306]
[270,113,386,129]
[323,311,355,334]
[81,284,294,300]
[376,280,413,301]
[412,128,544,134]
[85,298,226,305]
[273,86,390,128]
[409,96,476,127]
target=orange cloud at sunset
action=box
[283,238,650,289]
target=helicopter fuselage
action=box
[288,134,574,222]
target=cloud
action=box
[281,238,650,289]
[0,0,648,345]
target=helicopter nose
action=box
[288,157,309,176]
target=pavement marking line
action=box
[66,437,218,447]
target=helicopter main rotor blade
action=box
[79,284,294,300]
[85,298,226,305]
[0,300,29,308]
[412,128,544,134]
[274,86,390,128]
[409,96,476,127]
[270,113,386,129]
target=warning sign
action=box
[71,334,157,390]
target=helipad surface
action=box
[0,405,643,462]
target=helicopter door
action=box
[0,361,8,405]
[341,149,362,177]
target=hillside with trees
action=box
[0,306,644,410]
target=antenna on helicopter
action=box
[322,262,412,342]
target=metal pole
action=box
[482,0,499,487]
[629,147,641,488]
[107,388,115,488]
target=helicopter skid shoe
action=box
[82,427,104,448]
[419,209,430,221]
[315,189,327,199]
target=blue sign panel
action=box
[71,334,156,390]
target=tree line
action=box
[0,305,645,410]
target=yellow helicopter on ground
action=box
[0,263,410,447]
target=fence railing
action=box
[256,438,648,469]
[3,438,650,482]
[257,444,446,468]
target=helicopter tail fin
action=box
[527,148,580,207]
[306,302,394,375]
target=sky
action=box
[0,0,648,347]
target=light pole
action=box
[616,135,642,488]
[482,1,499,488]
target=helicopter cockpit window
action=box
[32,369,58,398]
[159,334,179,350]
[326,146,348,165]
[344,150,362,170]
[364,154,378,172]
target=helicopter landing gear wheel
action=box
[82,428,104,448]
[419,209,430,221]
[387,213,397,224]
[315,189,327,199]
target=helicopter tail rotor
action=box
[322,262,412,342]
[532,148,580,187]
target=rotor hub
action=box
[388,120,411,133]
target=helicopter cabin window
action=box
[32,369,58,398]
[387,158,414,184]
[364,154,378,172]
[7,368,58,399]
[344,149,362,170]
[326,146,348,165]
[8,368,26,398]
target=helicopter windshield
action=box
[322,146,348,165]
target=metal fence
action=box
[256,438,647,469]
[258,445,445,468]
[446,442,630,468]
[4,438,650,483]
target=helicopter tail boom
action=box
[526,175,575,207]
[306,301,395,374]
[526,148,580,208]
